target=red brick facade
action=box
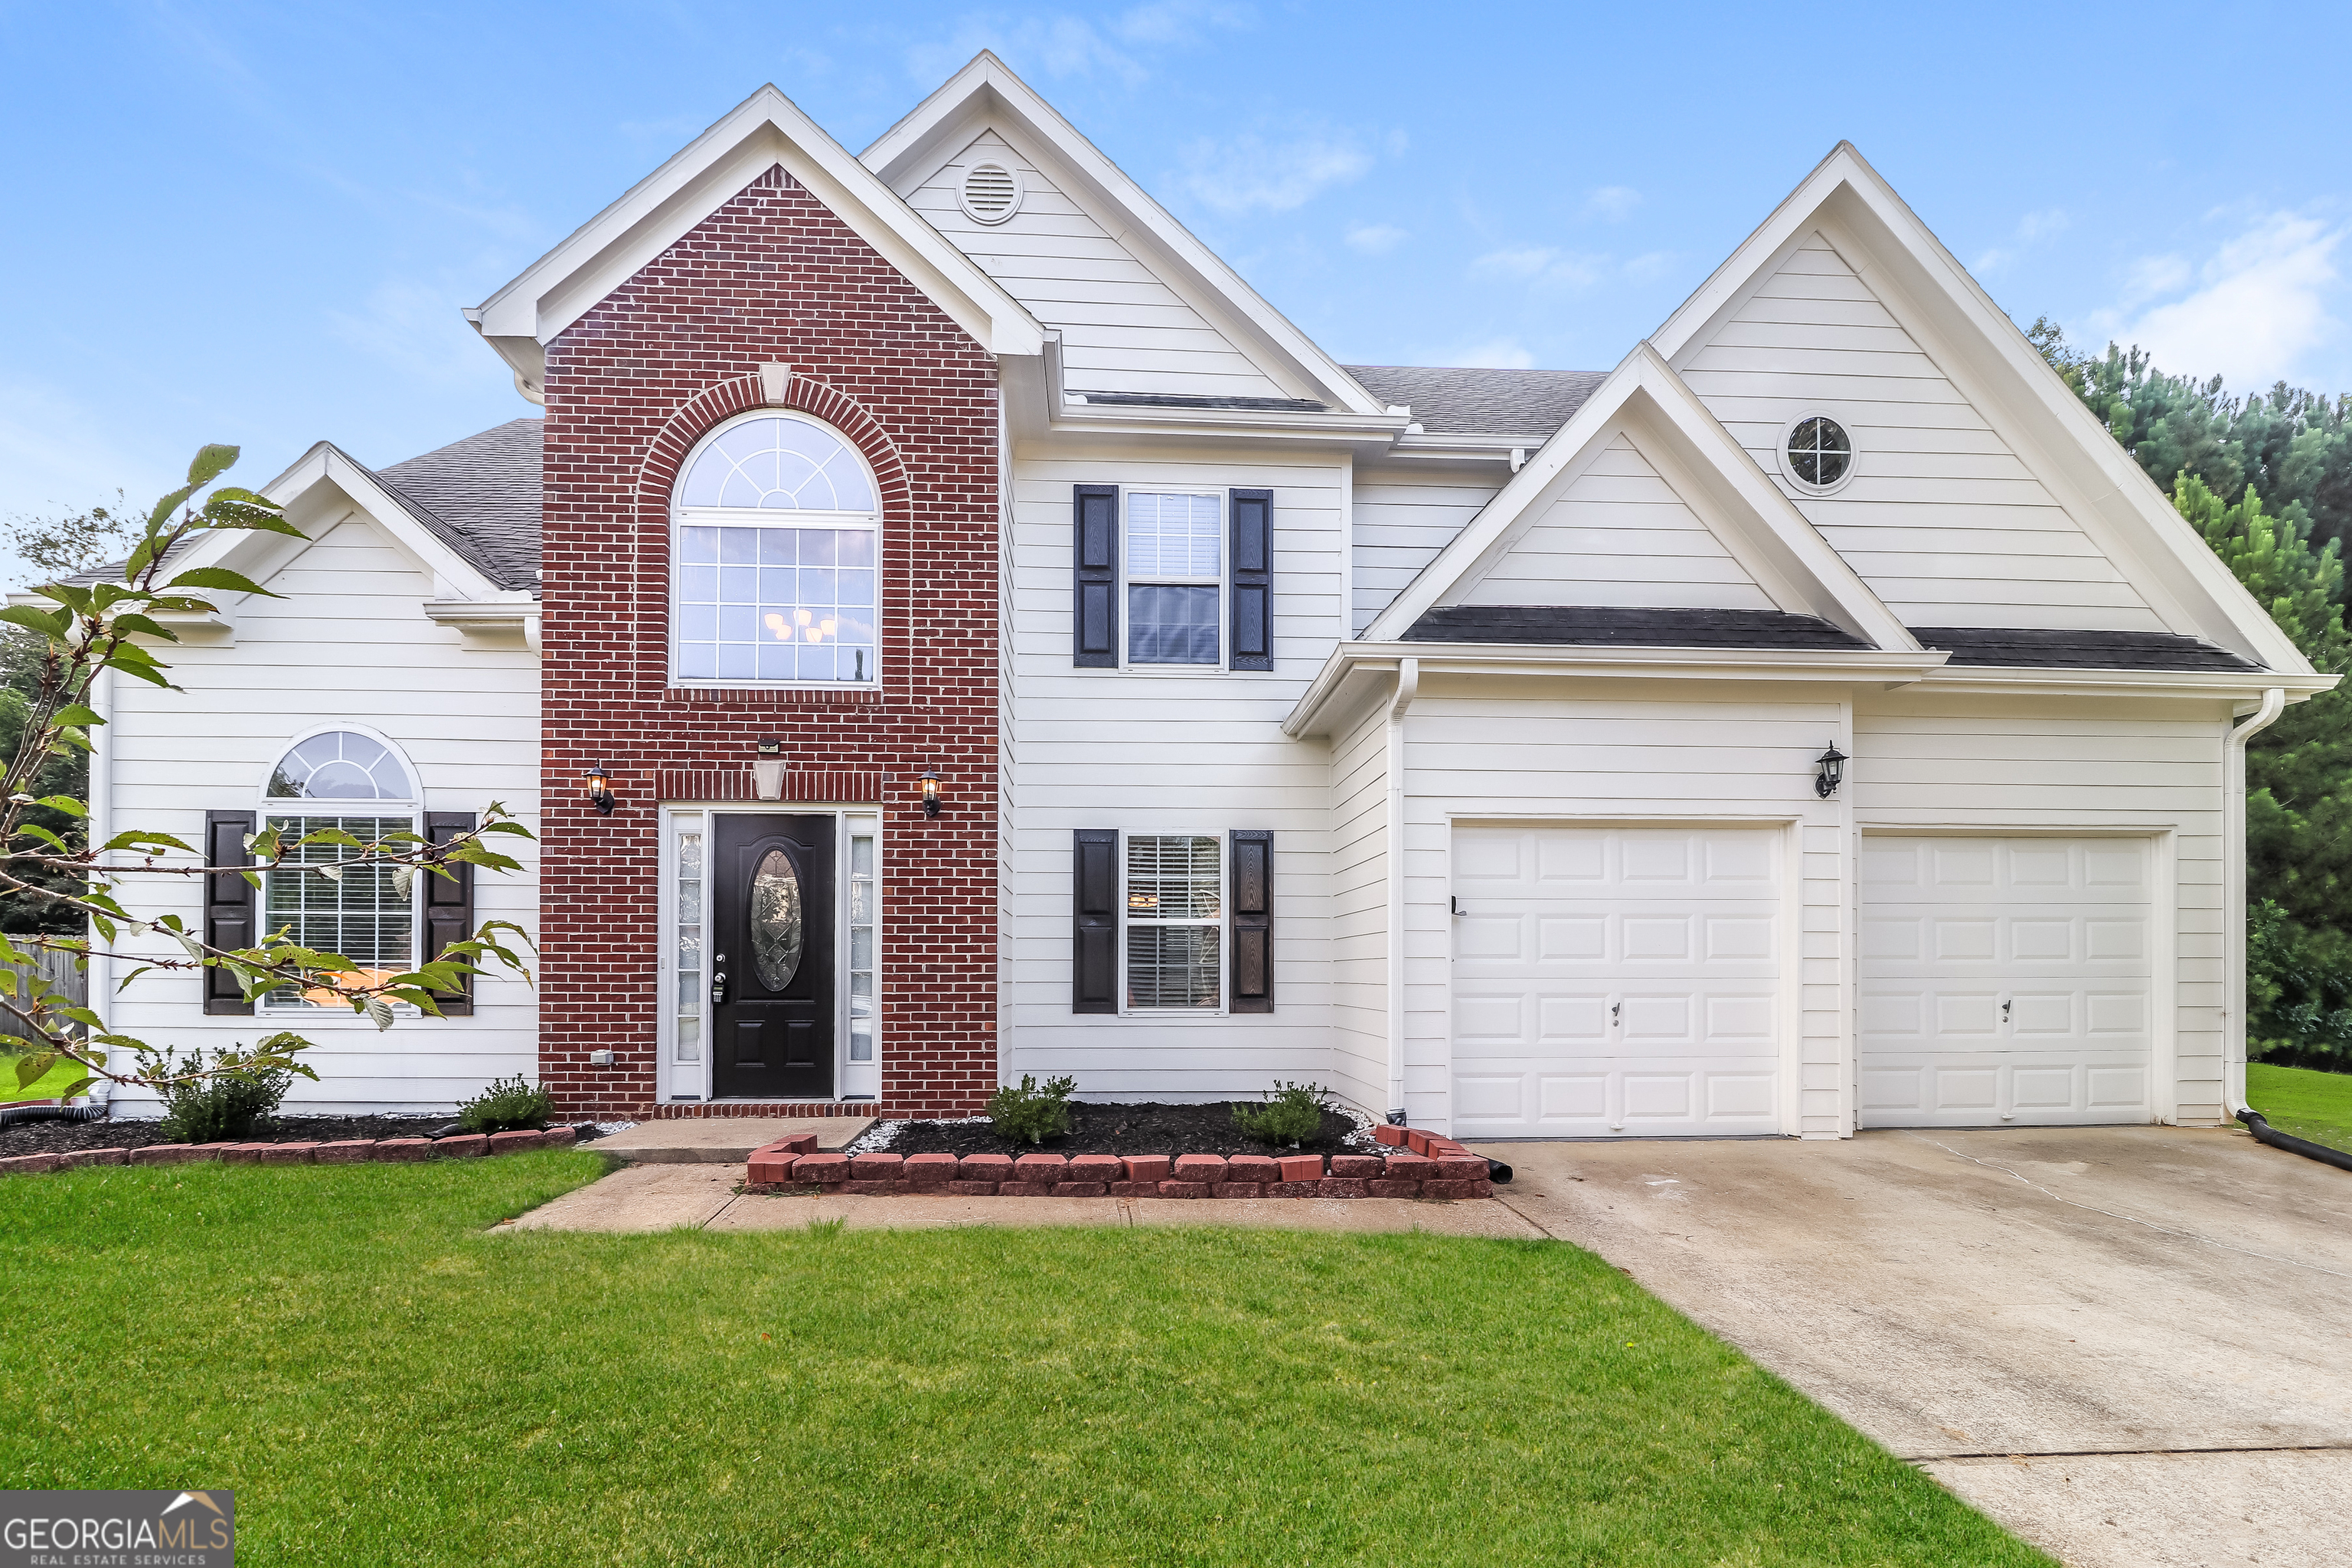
[539,164,998,1119]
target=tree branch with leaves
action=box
[0,446,534,1103]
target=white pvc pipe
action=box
[1383,657,1419,1121]
[2224,687,2285,1116]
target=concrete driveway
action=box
[1476,1125,2352,1568]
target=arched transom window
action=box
[673,413,880,685]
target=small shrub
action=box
[1232,1080,1331,1147]
[987,1073,1076,1145]
[456,1074,554,1133]
[158,1040,299,1144]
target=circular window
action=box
[267,730,413,801]
[1785,416,1853,490]
[959,162,1022,225]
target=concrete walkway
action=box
[1476,1126,2352,1568]
[592,1117,873,1165]
[508,1161,1544,1238]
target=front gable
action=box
[1651,143,2310,674]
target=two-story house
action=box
[76,54,2327,1138]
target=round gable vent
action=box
[959,162,1022,225]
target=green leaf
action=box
[33,795,88,818]
[364,998,395,1032]
[186,444,240,486]
[53,1076,96,1102]
[11,823,70,852]
[165,566,280,599]
[14,1053,57,1089]
[100,830,194,854]
[106,660,177,689]
[146,483,201,531]
[34,583,92,613]
[0,604,70,639]
[49,704,103,729]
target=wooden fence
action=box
[0,946,87,1043]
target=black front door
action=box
[711,814,835,1100]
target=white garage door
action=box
[1451,824,1783,1138]
[1859,836,2152,1129]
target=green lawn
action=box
[2249,1061,2352,1154]
[1,1047,90,1102]
[0,1156,2047,1566]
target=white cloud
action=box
[1447,338,1536,369]
[1975,207,2071,275]
[1112,1,1256,45]
[1470,246,1606,289]
[906,17,1144,87]
[1344,222,1409,255]
[1623,250,1678,283]
[2099,213,2343,387]
[1584,185,1640,221]
[328,278,488,385]
[1177,131,1372,214]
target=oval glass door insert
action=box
[750,847,804,990]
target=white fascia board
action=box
[1913,666,2337,703]
[469,84,1045,376]
[1282,640,1949,737]
[1648,142,2308,676]
[1360,344,1914,648]
[861,52,1386,416]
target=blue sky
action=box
[2,1,2346,571]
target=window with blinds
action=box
[1125,492,1222,665]
[260,815,417,1010]
[1124,833,1223,1009]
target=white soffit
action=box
[1362,343,1915,650]
[1650,142,2310,675]
[468,84,1046,385]
[861,51,1387,416]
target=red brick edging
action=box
[746,1125,1495,1200]
[0,1125,581,1177]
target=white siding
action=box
[1000,448,1344,1099]
[1457,432,1774,611]
[1681,231,2161,632]
[103,506,541,1116]
[912,131,1285,400]
[1352,466,1500,635]
[1854,695,2223,1122]
[1328,694,1389,1112]
[1403,680,1851,1137]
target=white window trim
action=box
[1116,828,1230,1018]
[668,409,886,692]
[1119,488,1227,674]
[253,726,426,1021]
[1775,409,1859,498]
[658,804,883,1102]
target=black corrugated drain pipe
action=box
[2237,1109,2352,1174]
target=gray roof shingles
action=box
[1400,606,1871,650]
[374,417,543,592]
[1344,364,1607,437]
[1911,627,2261,671]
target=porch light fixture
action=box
[1814,744,1847,799]
[753,737,786,802]
[586,763,616,815]
[920,768,942,818]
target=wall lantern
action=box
[920,768,942,818]
[1814,744,1847,799]
[585,763,617,815]
[753,737,786,802]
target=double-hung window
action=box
[1070,828,1274,1016]
[1070,486,1274,672]
[1123,834,1223,1008]
[673,412,880,687]
[1125,492,1223,666]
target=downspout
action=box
[2224,687,2285,1117]
[86,662,114,1112]
[1384,657,1419,1122]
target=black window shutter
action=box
[202,810,256,1016]
[1073,485,1119,668]
[1073,828,1119,1013]
[1230,830,1272,1012]
[1229,488,1273,671]
[424,812,477,1017]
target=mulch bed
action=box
[877,1101,1383,1161]
[0,1114,452,1158]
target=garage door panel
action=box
[1860,836,2151,1129]
[1452,824,1785,1138]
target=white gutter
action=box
[2225,686,2286,1117]
[1384,657,1419,1122]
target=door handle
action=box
[2001,998,2012,1023]
[712,971,727,1006]
[1611,1000,1622,1027]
